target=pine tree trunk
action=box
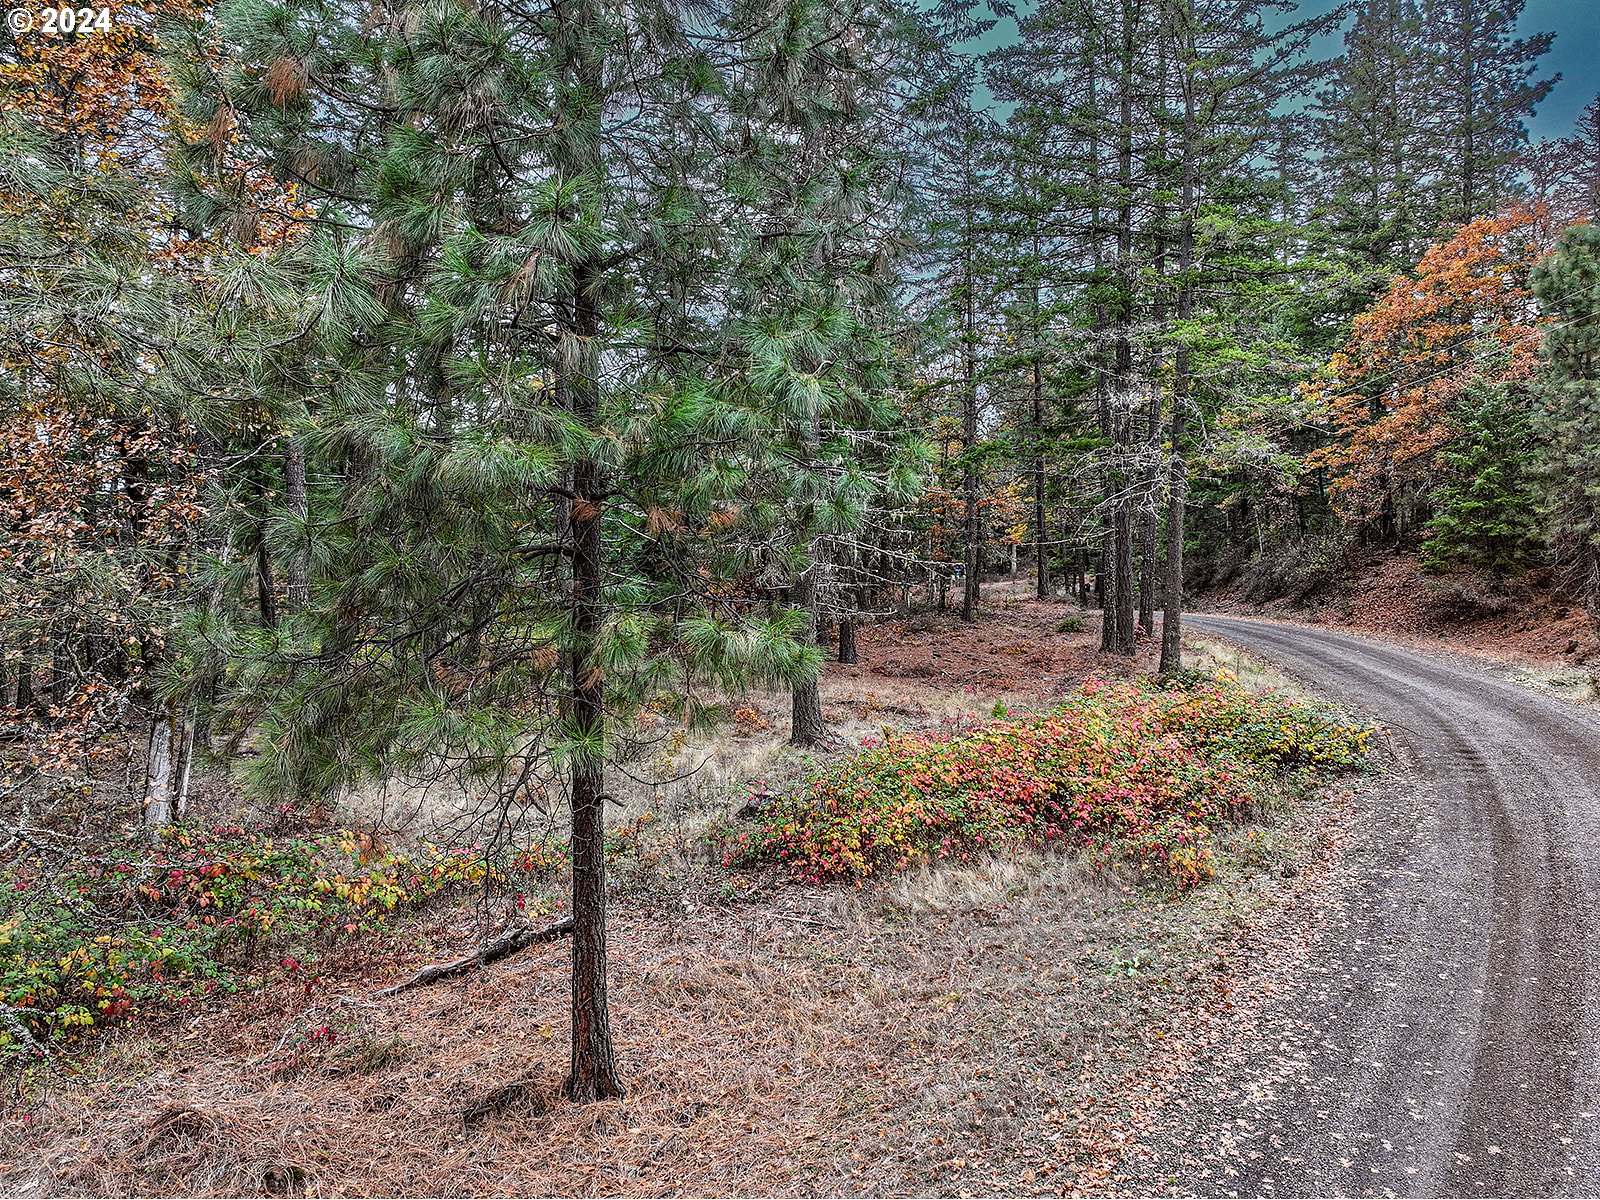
[1142,26,1168,643]
[1160,5,1197,678]
[174,701,197,819]
[790,561,829,746]
[284,437,308,613]
[562,0,621,1103]
[1031,285,1049,601]
[255,533,277,629]
[961,312,980,623]
[14,640,32,711]
[565,357,623,1105]
[1161,398,1188,675]
[838,617,857,665]
[1113,466,1135,652]
[1098,529,1116,650]
[1108,0,1137,657]
[1139,450,1159,636]
[960,140,980,625]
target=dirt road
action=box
[1133,614,1600,1198]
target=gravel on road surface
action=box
[1129,614,1600,1198]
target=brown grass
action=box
[2,822,1338,1198]
[0,593,1341,1197]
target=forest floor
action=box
[0,589,1362,1198]
[1201,550,1600,711]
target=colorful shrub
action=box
[0,826,566,1058]
[726,673,1370,885]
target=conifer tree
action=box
[1531,222,1600,629]
[1421,382,1541,576]
[724,0,916,745]
[1564,94,1600,217]
[1421,0,1555,225]
[906,1,1005,626]
[179,0,878,1101]
[1312,0,1436,304]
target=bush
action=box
[725,673,1369,887]
[1056,615,1087,633]
[0,826,565,1060]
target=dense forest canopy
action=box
[4,0,1600,1097]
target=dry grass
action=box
[1181,635,1311,700]
[0,593,1346,1197]
[2,821,1338,1198]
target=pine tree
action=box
[1531,222,1600,628]
[984,0,1107,608]
[181,0,866,1101]
[1421,0,1556,225]
[1565,94,1600,217]
[1312,0,1437,306]
[905,1,1007,627]
[1421,382,1542,576]
[719,0,916,746]
[1153,0,1335,667]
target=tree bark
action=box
[12,639,32,711]
[284,437,309,613]
[1139,448,1159,635]
[837,616,857,665]
[790,560,829,746]
[1107,0,1138,657]
[142,698,178,836]
[174,700,197,819]
[1031,281,1049,601]
[255,531,277,629]
[1141,0,1169,641]
[1160,0,1197,677]
[561,0,622,1103]
[960,137,981,624]
[961,348,980,622]
[565,389,622,1105]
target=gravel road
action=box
[1131,614,1600,1198]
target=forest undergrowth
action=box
[0,595,1374,1197]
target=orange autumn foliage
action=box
[1307,206,1564,530]
[0,2,307,793]
[0,0,196,168]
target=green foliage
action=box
[725,673,1370,886]
[1532,222,1600,620]
[1422,383,1543,576]
[0,826,562,1061]
[1055,614,1087,633]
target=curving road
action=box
[1134,614,1600,1198]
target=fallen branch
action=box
[771,912,839,929]
[375,916,574,997]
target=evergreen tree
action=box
[723,0,918,744]
[1421,382,1542,576]
[1531,222,1600,628]
[177,0,880,1101]
[905,0,1008,626]
[1312,0,1434,299]
[1564,94,1600,217]
[1420,0,1556,225]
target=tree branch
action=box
[373,916,574,997]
